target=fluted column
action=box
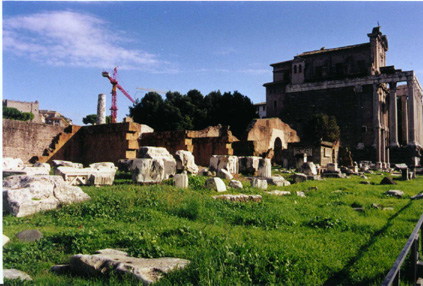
[373,84,382,168]
[401,95,408,145]
[408,78,416,145]
[389,82,399,147]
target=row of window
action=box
[295,60,367,78]
[293,64,302,74]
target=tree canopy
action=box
[3,107,34,121]
[82,114,111,125]
[128,89,257,137]
[303,113,340,143]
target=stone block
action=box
[212,194,262,202]
[55,166,116,186]
[385,190,404,197]
[238,156,260,175]
[301,162,317,176]
[3,157,24,170]
[327,163,338,172]
[16,229,43,242]
[174,173,189,189]
[251,178,268,190]
[3,269,32,281]
[380,177,397,185]
[266,176,291,186]
[56,249,190,285]
[52,160,83,169]
[218,169,233,180]
[138,147,176,180]
[293,173,307,183]
[267,190,291,196]
[258,158,272,178]
[209,155,239,174]
[228,180,243,189]
[205,177,227,192]
[3,235,10,246]
[3,175,90,217]
[174,150,199,174]
[131,158,165,184]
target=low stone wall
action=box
[2,119,64,163]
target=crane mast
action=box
[102,67,135,123]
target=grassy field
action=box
[3,170,423,285]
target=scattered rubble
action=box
[212,194,262,202]
[51,249,190,285]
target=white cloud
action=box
[3,10,173,72]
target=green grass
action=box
[3,171,423,285]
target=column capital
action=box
[389,82,397,89]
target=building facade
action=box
[264,27,423,167]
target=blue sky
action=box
[3,1,423,125]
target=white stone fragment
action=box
[251,178,268,190]
[174,173,189,189]
[205,177,227,192]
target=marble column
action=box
[401,95,408,145]
[97,93,106,125]
[408,78,416,145]
[389,82,399,147]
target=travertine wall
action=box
[2,119,64,163]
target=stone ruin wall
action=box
[2,119,65,163]
[49,122,140,166]
[139,126,235,167]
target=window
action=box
[273,100,277,110]
[294,65,297,73]
[299,65,302,73]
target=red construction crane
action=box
[102,67,135,123]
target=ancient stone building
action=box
[3,99,42,123]
[264,26,423,167]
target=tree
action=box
[303,113,340,143]
[3,107,34,121]
[128,89,257,137]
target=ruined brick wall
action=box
[2,119,64,163]
[49,122,140,166]
[140,131,193,155]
